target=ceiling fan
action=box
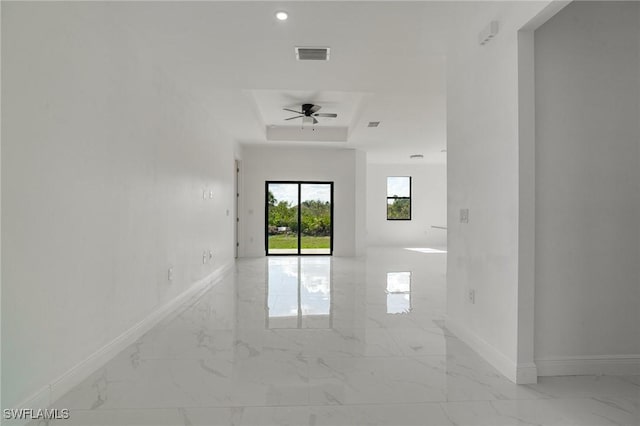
[283,103,337,124]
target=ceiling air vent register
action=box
[295,47,330,61]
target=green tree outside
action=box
[267,191,332,249]
[387,198,411,220]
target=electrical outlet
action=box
[468,289,476,304]
[168,267,174,282]
[460,208,469,223]
[209,251,213,261]
[209,190,214,199]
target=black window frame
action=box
[386,176,412,221]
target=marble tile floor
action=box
[31,248,639,425]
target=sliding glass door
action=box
[266,181,333,255]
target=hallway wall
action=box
[366,163,447,248]
[446,1,552,383]
[239,146,366,257]
[534,1,640,375]
[2,3,236,409]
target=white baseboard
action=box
[445,319,538,384]
[516,362,539,384]
[444,320,640,380]
[4,262,232,426]
[536,355,640,377]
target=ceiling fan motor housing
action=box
[302,103,318,116]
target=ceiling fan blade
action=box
[285,115,303,120]
[283,108,303,115]
[313,117,319,125]
[309,104,322,113]
[313,113,337,118]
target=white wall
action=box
[0,1,3,412]
[0,0,4,408]
[2,2,236,409]
[446,1,552,383]
[534,1,640,375]
[239,146,365,257]
[366,163,446,248]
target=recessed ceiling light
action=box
[275,11,288,21]
[410,154,424,159]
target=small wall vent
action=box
[367,121,380,128]
[295,47,330,61]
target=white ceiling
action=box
[116,1,546,164]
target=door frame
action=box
[234,159,240,258]
[265,181,334,256]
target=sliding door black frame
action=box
[265,181,334,256]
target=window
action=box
[386,176,411,220]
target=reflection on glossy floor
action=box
[36,248,639,425]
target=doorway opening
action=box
[265,181,333,255]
